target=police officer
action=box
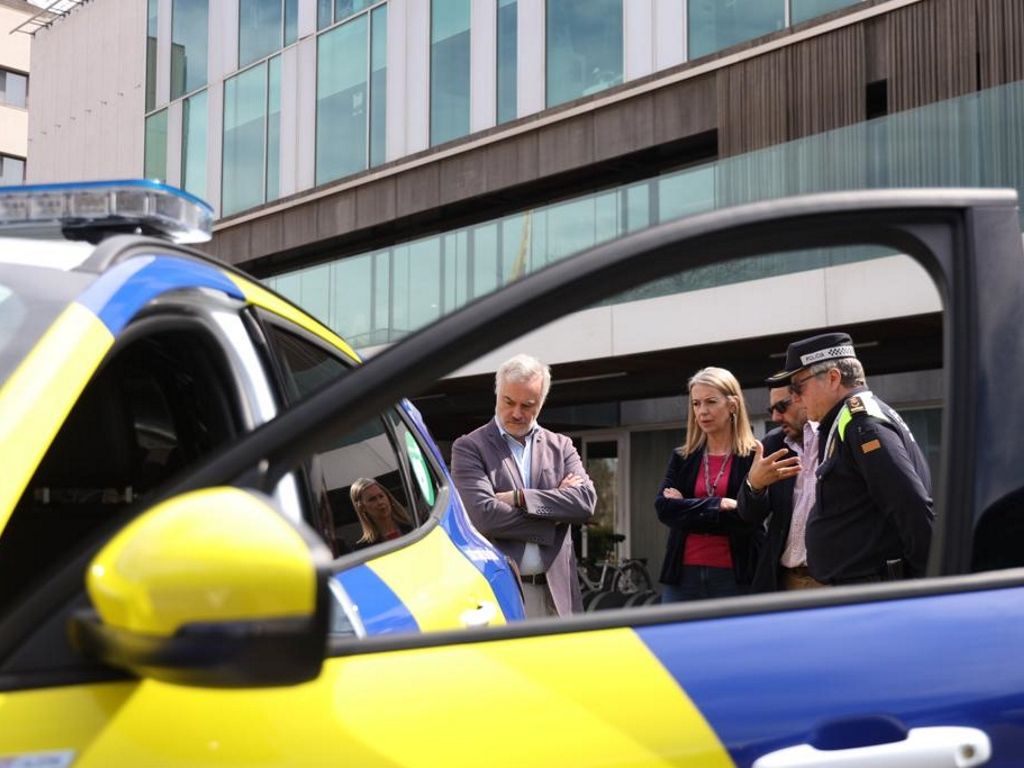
[767,332,934,584]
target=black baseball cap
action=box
[765,332,856,386]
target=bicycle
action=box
[576,532,654,595]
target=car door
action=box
[2,189,1023,766]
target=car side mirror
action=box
[70,487,332,687]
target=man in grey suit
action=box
[452,354,596,618]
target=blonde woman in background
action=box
[351,477,414,549]
[655,367,762,602]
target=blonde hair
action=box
[679,366,758,458]
[350,478,413,545]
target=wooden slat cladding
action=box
[978,0,1024,88]
[887,0,978,112]
[717,26,864,158]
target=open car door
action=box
[2,189,1024,766]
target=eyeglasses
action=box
[789,370,826,396]
[767,397,792,416]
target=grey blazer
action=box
[451,419,596,615]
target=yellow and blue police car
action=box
[3,183,1024,766]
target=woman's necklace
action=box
[703,449,732,498]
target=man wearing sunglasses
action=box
[766,332,934,585]
[738,384,822,591]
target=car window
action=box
[0,325,242,615]
[259,321,431,555]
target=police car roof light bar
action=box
[0,179,214,244]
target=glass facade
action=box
[430,0,470,146]
[268,80,1024,349]
[792,0,860,25]
[497,0,517,124]
[171,0,209,100]
[546,0,622,108]
[239,0,299,67]
[144,110,168,181]
[320,0,375,29]
[181,90,207,198]
[370,5,388,167]
[316,15,369,184]
[223,64,268,216]
[145,0,157,112]
[688,0,784,61]
[267,56,282,202]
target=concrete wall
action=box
[27,0,146,182]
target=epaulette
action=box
[846,394,866,415]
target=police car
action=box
[2,184,1024,766]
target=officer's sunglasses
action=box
[789,370,826,396]
[767,397,792,416]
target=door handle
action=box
[752,726,991,768]
[459,601,498,628]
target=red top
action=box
[682,453,734,568]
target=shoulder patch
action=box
[861,438,882,454]
[847,395,865,414]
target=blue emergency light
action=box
[0,179,214,244]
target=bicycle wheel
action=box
[613,561,653,595]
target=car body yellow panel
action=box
[227,274,360,362]
[0,629,731,767]
[87,488,316,636]
[365,526,509,631]
[0,303,112,527]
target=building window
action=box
[319,0,376,30]
[181,90,207,199]
[239,0,299,67]
[144,110,168,181]
[0,155,25,185]
[546,0,622,108]
[791,0,859,25]
[497,0,517,124]
[222,57,281,216]
[145,0,158,112]
[171,0,209,100]
[0,69,27,109]
[687,0,784,60]
[316,6,386,184]
[430,0,470,146]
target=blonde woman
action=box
[351,478,414,549]
[655,367,761,602]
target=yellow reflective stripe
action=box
[0,304,112,526]
[366,526,507,631]
[836,404,853,441]
[226,273,360,363]
[331,628,734,767]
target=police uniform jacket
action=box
[807,388,934,584]
[654,448,760,588]
[736,427,797,593]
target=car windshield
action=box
[0,263,95,386]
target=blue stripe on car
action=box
[78,256,243,334]
[335,566,420,635]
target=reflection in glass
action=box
[171,0,208,99]
[0,155,24,185]
[792,0,858,25]
[318,0,332,29]
[145,0,158,112]
[285,0,298,44]
[267,57,282,201]
[316,15,369,184]
[687,0,784,60]
[370,5,388,167]
[222,65,267,216]
[0,70,27,109]
[144,110,168,181]
[239,0,282,66]
[181,90,207,199]
[546,0,622,107]
[497,0,517,124]
[430,0,470,145]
